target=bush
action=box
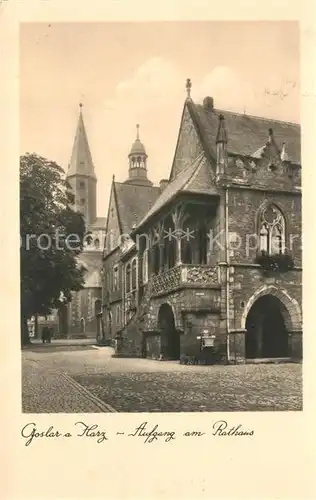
[255,251,294,272]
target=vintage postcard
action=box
[1,0,316,498]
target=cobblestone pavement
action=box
[22,348,115,413]
[22,343,302,412]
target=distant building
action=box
[101,81,302,363]
[30,105,106,340]
[61,104,106,338]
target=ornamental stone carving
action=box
[185,265,218,284]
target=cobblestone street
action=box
[22,342,302,413]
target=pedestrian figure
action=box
[41,326,49,343]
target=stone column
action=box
[288,330,302,360]
[159,241,164,273]
[227,329,246,363]
[175,236,182,266]
[172,204,185,267]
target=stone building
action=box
[101,124,161,345]
[102,80,302,362]
[60,104,106,338]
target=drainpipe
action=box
[225,186,231,362]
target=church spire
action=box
[66,104,97,226]
[67,103,96,180]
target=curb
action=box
[60,373,117,413]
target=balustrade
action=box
[150,264,218,296]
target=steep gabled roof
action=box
[67,105,96,179]
[194,102,301,164]
[135,153,219,231]
[114,182,160,234]
[170,98,301,182]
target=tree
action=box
[20,153,88,345]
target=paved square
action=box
[22,343,302,413]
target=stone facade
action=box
[62,106,106,338]
[102,94,302,363]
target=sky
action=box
[20,21,300,218]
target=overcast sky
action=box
[20,21,299,218]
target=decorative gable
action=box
[169,104,204,181]
[104,183,121,255]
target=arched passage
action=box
[245,295,288,358]
[241,286,302,359]
[158,303,180,360]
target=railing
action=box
[150,264,218,296]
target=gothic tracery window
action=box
[142,249,148,284]
[259,204,285,254]
[125,263,131,293]
[131,258,137,290]
[113,265,119,291]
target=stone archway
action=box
[158,303,180,360]
[241,286,302,359]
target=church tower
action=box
[67,103,97,226]
[125,124,153,186]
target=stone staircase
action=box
[114,280,154,357]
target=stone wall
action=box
[68,286,101,338]
[227,188,302,265]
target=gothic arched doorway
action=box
[158,304,180,360]
[245,295,289,359]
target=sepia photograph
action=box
[20,21,302,414]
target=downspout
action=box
[225,185,231,362]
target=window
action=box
[79,181,85,189]
[125,263,131,293]
[259,204,285,254]
[94,299,101,316]
[94,238,100,249]
[116,305,121,326]
[142,250,148,284]
[113,265,119,291]
[152,246,160,274]
[80,198,85,205]
[131,259,137,290]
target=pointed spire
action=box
[67,104,96,179]
[216,114,227,144]
[136,123,140,140]
[280,142,289,162]
[186,78,192,99]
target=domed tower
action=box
[125,124,153,186]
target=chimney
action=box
[203,96,214,112]
[159,179,169,191]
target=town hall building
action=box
[101,79,302,363]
